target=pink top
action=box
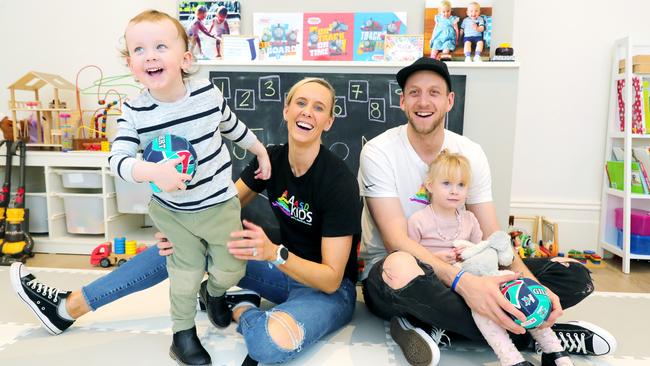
[407,205,483,252]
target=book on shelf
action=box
[612,146,625,160]
[352,12,407,61]
[253,13,303,61]
[632,146,650,192]
[303,12,355,61]
[606,160,646,194]
[383,34,424,62]
[639,162,650,194]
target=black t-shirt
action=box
[240,144,361,282]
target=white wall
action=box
[510,0,650,251]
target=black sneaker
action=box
[10,262,74,335]
[389,316,440,366]
[225,289,261,311]
[198,280,261,311]
[549,321,617,356]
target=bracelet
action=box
[451,269,466,293]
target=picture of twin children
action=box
[424,1,492,62]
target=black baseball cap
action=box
[396,57,452,92]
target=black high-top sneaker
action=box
[549,321,617,356]
[389,316,441,366]
[10,262,74,335]
[225,289,261,311]
[198,281,231,328]
[198,280,262,312]
[169,326,211,366]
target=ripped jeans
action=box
[362,255,594,341]
[237,260,356,364]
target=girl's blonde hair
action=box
[440,1,452,10]
[285,77,336,117]
[120,10,192,78]
[426,150,472,188]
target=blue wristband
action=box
[451,269,466,293]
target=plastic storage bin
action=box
[11,193,48,233]
[614,208,650,236]
[114,177,152,214]
[26,193,48,233]
[616,229,650,255]
[60,170,102,189]
[60,194,105,234]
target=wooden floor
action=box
[20,253,650,293]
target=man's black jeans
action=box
[362,254,594,340]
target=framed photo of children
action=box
[423,0,492,62]
[177,1,242,60]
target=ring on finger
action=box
[252,248,257,257]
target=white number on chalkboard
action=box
[389,81,402,108]
[329,142,350,161]
[348,80,369,103]
[211,77,231,99]
[334,96,347,117]
[259,75,281,102]
[369,98,386,123]
[235,89,256,110]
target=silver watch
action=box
[271,244,289,266]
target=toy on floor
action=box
[561,249,604,268]
[90,238,148,268]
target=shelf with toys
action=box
[598,37,650,274]
[0,146,157,255]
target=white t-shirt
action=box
[357,125,492,280]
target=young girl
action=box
[408,151,573,366]
[187,5,215,59]
[208,6,230,58]
[113,9,270,365]
[429,1,459,61]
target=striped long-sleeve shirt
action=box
[109,79,257,212]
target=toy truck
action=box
[90,241,147,268]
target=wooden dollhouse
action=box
[8,72,76,146]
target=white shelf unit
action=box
[0,148,156,255]
[598,37,650,273]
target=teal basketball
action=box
[143,134,197,193]
[500,278,551,329]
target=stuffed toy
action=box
[451,231,573,366]
[453,230,513,277]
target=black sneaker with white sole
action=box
[225,289,261,311]
[10,262,74,335]
[198,280,261,311]
[390,316,440,366]
[549,321,617,356]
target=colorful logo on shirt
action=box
[272,190,313,225]
[409,184,430,205]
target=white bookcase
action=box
[599,37,650,273]
[0,148,156,255]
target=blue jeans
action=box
[237,261,356,364]
[82,245,168,310]
[81,246,357,364]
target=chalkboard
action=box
[208,70,466,240]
